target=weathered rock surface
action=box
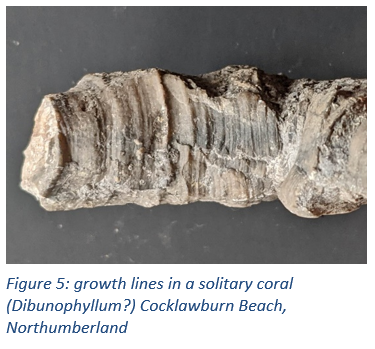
[21,66,367,217]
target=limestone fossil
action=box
[21,66,367,218]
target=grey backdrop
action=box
[7,7,367,264]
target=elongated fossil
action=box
[21,66,367,218]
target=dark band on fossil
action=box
[21,66,367,218]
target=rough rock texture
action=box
[21,66,367,218]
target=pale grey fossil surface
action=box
[21,66,367,218]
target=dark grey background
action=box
[7,7,367,264]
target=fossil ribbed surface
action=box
[21,66,367,218]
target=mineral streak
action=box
[21,66,367,218]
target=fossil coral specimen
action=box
[21,66,367,218]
